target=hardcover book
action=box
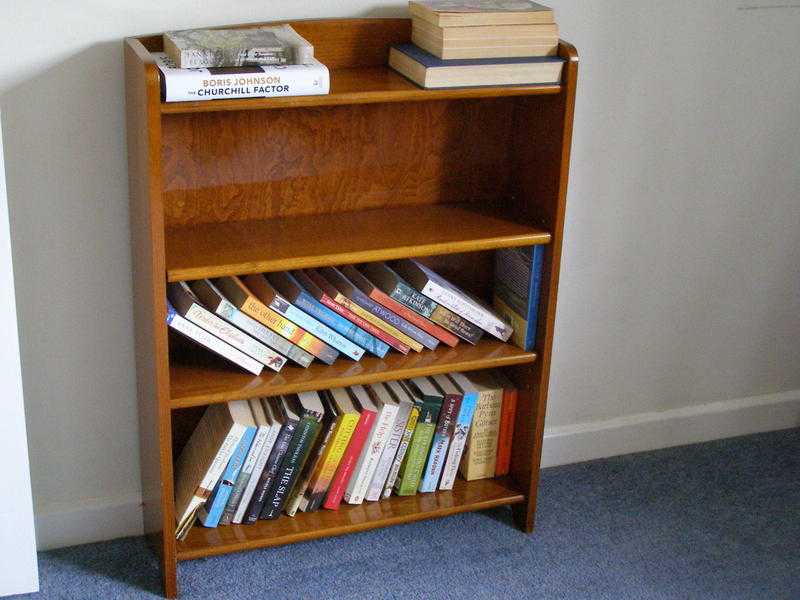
[439,373,479,489]
[365,381,414,501]
[492,245,545,351]
[381,380,421,498]
[302,269,411,354]
[269,270,388,358]
[459,371,503,480]
[212,276,317,367]
[409,0,555,27]
[419,375,461,492]
[491,370,518,476]
[360,262,483,344]
[394,377,443,496]
[166,300,264,376]
[394,258,514,341]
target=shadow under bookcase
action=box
[126,17,577,598]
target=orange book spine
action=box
[367,288,460,348]
[495,386,517,476]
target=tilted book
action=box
[212,276,315,367]
[439,373,479,490]
[492,245,545,351]
[382,380,421,499]
[168,281,286,372]
[166,300,263,376]
[365,382,414,501]
[394,377,442,496]
[409,0,555,28]
[173,401,250,539]
[459,371,503,480]
[269,270,389,358]
[188,278,291,371]
[360,262,482,344]
[243,273,359,361]
[153,52,329,103]
[394,258,514,341]
[419,375,461,492]
[344,384,399,505]
[302,269,411,354]
[492,371,518,477]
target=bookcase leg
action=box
[162,553,178,599]
[512,501,536,534]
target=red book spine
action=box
[318,292,411,355]
[323,409,377,510]
[495,387,518,476]
[367,288,459,348]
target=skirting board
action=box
[34,389,800,550]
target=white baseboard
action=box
[33,390,800,550]
[541,389,800,468]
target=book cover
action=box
[365,381,414,501]
[153,52,329,103]
[394,377,443,496]
[212,276,319,367]
[347,264,457,348]
[439,373,479,490]
[409,0,555,27]
[323,390,377,510]
[303,269,412,354]
[394,258,514,341]
[243,396,299,524]
[270,270,389,359]
[303,387,360,512]
[382,380,421,499]
[243,273,355,361]
[491,371,518,477]
[361,262,483,345]
[459,371,503,480]
[344,384,399,505]
[168,281,286,372]
[419,375,461,492]
[318,267,425,352]
[492,245,545,351]
[165,300,264,376]
[188,278,293,370]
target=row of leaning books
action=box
[175,370,516,539]
[167,251,545,375]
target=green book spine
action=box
[394,421,436,496]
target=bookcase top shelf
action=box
[165,203,551,282]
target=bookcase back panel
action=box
[161,98,516,226]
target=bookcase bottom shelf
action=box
[176,477,525,560]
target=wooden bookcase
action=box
[125,18,577,598]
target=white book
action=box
[153,52,330,103]
[438,373,479,490]
[166,301,263,375]
[365,381,413,501]
[382,380,420,498]
[344,384,399,505]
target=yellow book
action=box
[457,371,503,481]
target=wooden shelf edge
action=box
[176,476,525,561]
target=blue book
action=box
[419,376,461,492]
[492,245,545,351]
[199,421,256,528]
[437,373,479,490]
[268,271,390,359]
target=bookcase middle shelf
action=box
[170,339,536,409]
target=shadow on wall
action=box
[0,42,141,521]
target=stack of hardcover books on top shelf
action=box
[166,252,545,376]
[154,24,330,102]
[174,370,518,539]
[389,0,564,88]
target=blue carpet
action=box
[17,428,799,599]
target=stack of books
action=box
[389,0,564,88]
[174,370,518,538]
[166,254,545,375]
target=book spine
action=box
[261,416,321,519]
[184,303,286,372]
[219,424,270,525]
[394,422,436,496]
[354,292,438,351]
[285,416,337,517]
[365,401,413,501]
[419,393,461,492]
[166,307,263,375]
[338,293,423,352]
[382,405,420,498]
[323,410,376,510]
[369,288,458,348]
[305,413,360,512]
[215,299,310,368]
[243,421,297,523]
[460,390,503,481]
[319,293,411,354]
[390,280,482,344]
[269,294,364,361]
[344,404,399,505]
[292,291,389,359]
[439,391,478,490]
[199,427,256,527]
[495,386,517,477]
[421,279,513,341]
[232,422,281,524]
[241,296,337,364]
[492,245,544,351]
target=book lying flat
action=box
[411,20,559,59]
[409,0,555,27]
